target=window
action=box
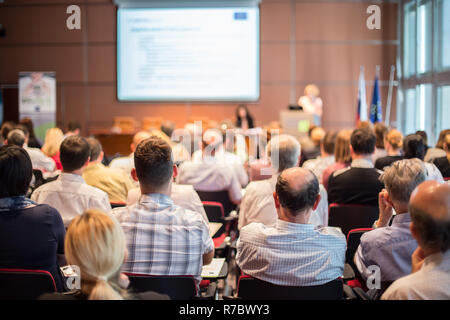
[437,85,450,133]
[417,1,432,74]
[403,2,416,77]
[436,0,450,70]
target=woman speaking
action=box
[298,84,323,125]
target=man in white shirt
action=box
[178,130,243,205]
[238,134,328,230]
[31,136,111,226]
[109,131,152,177]
[302,131,336,183]
[382,180,450,300]
[236,167,346,286]
[113,136,214,284]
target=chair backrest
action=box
[237,275,343,300]
[444,177,450,181]
[346,228,373,266]
[202,201,224,222]
[124,273,197,300]
[328,204,379,236]
[110,201,127,209]
[196,190,236,215]
[0,268,57,300]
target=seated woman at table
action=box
[0,145,66,291]
[40,209,168,300]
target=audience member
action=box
[403,134,444,182]
[382,181,450,300]
[170,128,193,163]
[375,129,404,170]
[19,117,41,149]
[41,127,64,171]
[300,126,325,165]
[415,130,429,155]
[235,104,254,130]
[113,137,214,285]
[82,138,135,203]
[64,121,81,139]
[15,124,56,172]
[302,130,337,182]
[5,129,25,147]
[161,120,175,139]
[322,129,352,190]
[31,136,111,226]
[109,131,151,177]
[424,129,449,162]
[239,134,329,229]
[0,121,15,146]
[354,159,426,286]
[431,132,450,178]
[328,128,384,206]
[178,130,243,205]
[236,167,346,286]
[0,146,65,291]
[41,209,168,300]
[372,122,388,162]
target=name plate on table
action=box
[201,258,226,278]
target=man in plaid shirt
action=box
[113,136,214,284]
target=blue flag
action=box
[370,75,382,123]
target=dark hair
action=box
[350,128,376,155]
[235,104,254,129]
[403,134,425,160]
[86,137,102,162]
[415,130,428,145]
[134,136,173,189]
[19,118,37,139]
[68,121,81,132]
[322,131,337,155]
[6,130,25,147]
[14,124,29,138]
[436,129,450,149]
[275,171,319,215]
[60,136,90,172]
[1,121,16,140]
[0,146,33,198]
[160,121,175,139]
[374,122,388,149]
[409,203,450,252]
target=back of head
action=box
[350,128,376,155]
[65,209,125,300]
[322,131,337,155]
[334,129,352,163]
[160,121,175,139]
[385,129,403,150]
[134,136,173,191]
[0,145,33,198]
[6,129,25,148]
[86,137,103,162]
[275,167,319,216]
[202,128,223,151]
[68,121,81,133]
[42,128,64,157]
[444,133,450,153]
[60,136,90,172]
[409,181,450,253]
[356,120,373,131]
[1,121,15,141]
[436,129,450,149]
[374,122,388,149]
[380,159,426,203]
[415,130,428,145]
[131,131,152,152]
[267,134,301,172]
[19,118,36,138]
[310,127,325,146]
[14,124,29,139]
[403,134,425,160]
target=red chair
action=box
[444,177,450,181]
[235,275,344,300]
[345,228,373,280]
[124,273,216,300]
[196,190,236,216]
[328,204,379,237]
[0,268,57,299]
[110,201,127,209]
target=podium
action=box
[279,110,316,140]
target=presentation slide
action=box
[117,7,260,101]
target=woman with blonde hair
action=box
[375,129,404,171]
[321,129,352,190]
[41,127,64,170]
[40,209,168,300]
[298,84,323,125]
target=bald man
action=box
[382,181,450,300]
[236,167,346,286]
[109,131,152,177]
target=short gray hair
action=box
[267,134,301,172]
[6,129,25,147]
[380,159,427,203]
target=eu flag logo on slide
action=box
[234,12,248,20]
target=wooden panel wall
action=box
[0,0,399,134]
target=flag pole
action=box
[385,65,395,127]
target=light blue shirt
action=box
[354,213,418,282]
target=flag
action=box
[356,67,368,125]
[370,74,383,123]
